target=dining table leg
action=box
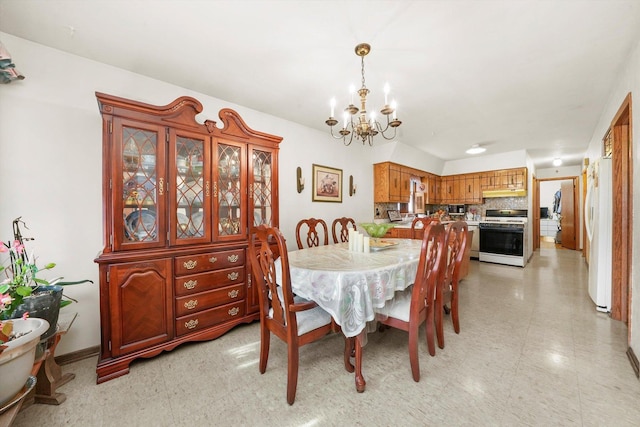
[354,332,366,392]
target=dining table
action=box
[275,238,423,392]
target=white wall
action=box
[442,149,528,175]
[583,38,640,352]
[0,33,378,355]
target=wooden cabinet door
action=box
[454,176,465,203]
[471,174,482,202]
[389,165,402,201]
[441,176,454,203]
[170,129,211,246]
[108,259,173,357]
[214,140,247,241]
[249,145,278,229]
[400,169,412,200]
[113,118,167,251]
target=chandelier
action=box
[325,43,402,146]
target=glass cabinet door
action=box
[114,119,166,250]
[215,141,246,240]
[171,130,210,245]
[249,146,276,228]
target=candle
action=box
[358,233,364,252]
[392,100,397,120]
[349,84,355,105]
[330,97,335,117]
[384,83,390,105]
[349,230,354,251]
[343,111,349,129]
[364,236,370,253]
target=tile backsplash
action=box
[374,197,528,220]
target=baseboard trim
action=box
[55,345,100,366]
[626,346,639,378]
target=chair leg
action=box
[436,287,445,350]
[426,304,436,357]
[344,336,355,373]
[286,342,299,405]
[259,325,270,374]
[408,323,420,382]
[452,283,460,334]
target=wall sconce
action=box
[349,175,357,196]
[296,167,305,193]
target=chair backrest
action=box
[331,217,357,244]
[444,221,468,285]
[410,222,447,319]
[295,218,329,249]
[410,217,440,239]
[249,225,298,335]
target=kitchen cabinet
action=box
[374,162,412,203]
[95,93,281,383]
[482,168,527,191]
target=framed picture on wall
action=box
[312,164,342,202]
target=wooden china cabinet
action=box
[94,93,281,383]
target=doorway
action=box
[534,176,579,251]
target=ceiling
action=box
[2,0,640,169]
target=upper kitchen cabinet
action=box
[94,93,281,383]
[481,167,527,197]
[374,162,412,203]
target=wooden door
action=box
[560,179,577,250]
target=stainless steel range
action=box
[479,209,528,267]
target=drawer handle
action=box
[228,271,239,280]
[227,254,239,263]
[183,280,198,290]
[228,307,240,316]
[209,256,218,264]
[184,299,198,310]
[183,260,197,270]
[228,289,239,298]
[185,319,199,329]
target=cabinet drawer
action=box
[175,267,245,296]
[175,301,245,336]
[175,284,245,317]
[175,249,245,275]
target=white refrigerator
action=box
[584,157,612,312]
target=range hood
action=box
[482,189,527,198]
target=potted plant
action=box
[0,217,92,340]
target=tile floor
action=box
[12,247,640,426]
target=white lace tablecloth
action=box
[275,239,422,338]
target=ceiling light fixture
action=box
[553,158,562,166]
[465,144,486,155]
[325,43,402,146]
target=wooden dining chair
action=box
[374,222,447,382]
[295,218,329,249]
[410,217,439,239]
[331,217,357,244]
[436,221,468,350]
[249,225,342,405]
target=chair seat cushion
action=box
[270,291,332,336]
[377,286,412,323]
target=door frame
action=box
[610,93,632,325]
[534,176,580,251]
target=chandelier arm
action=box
[328,126,347,140]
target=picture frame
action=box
[312,164,343,202]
